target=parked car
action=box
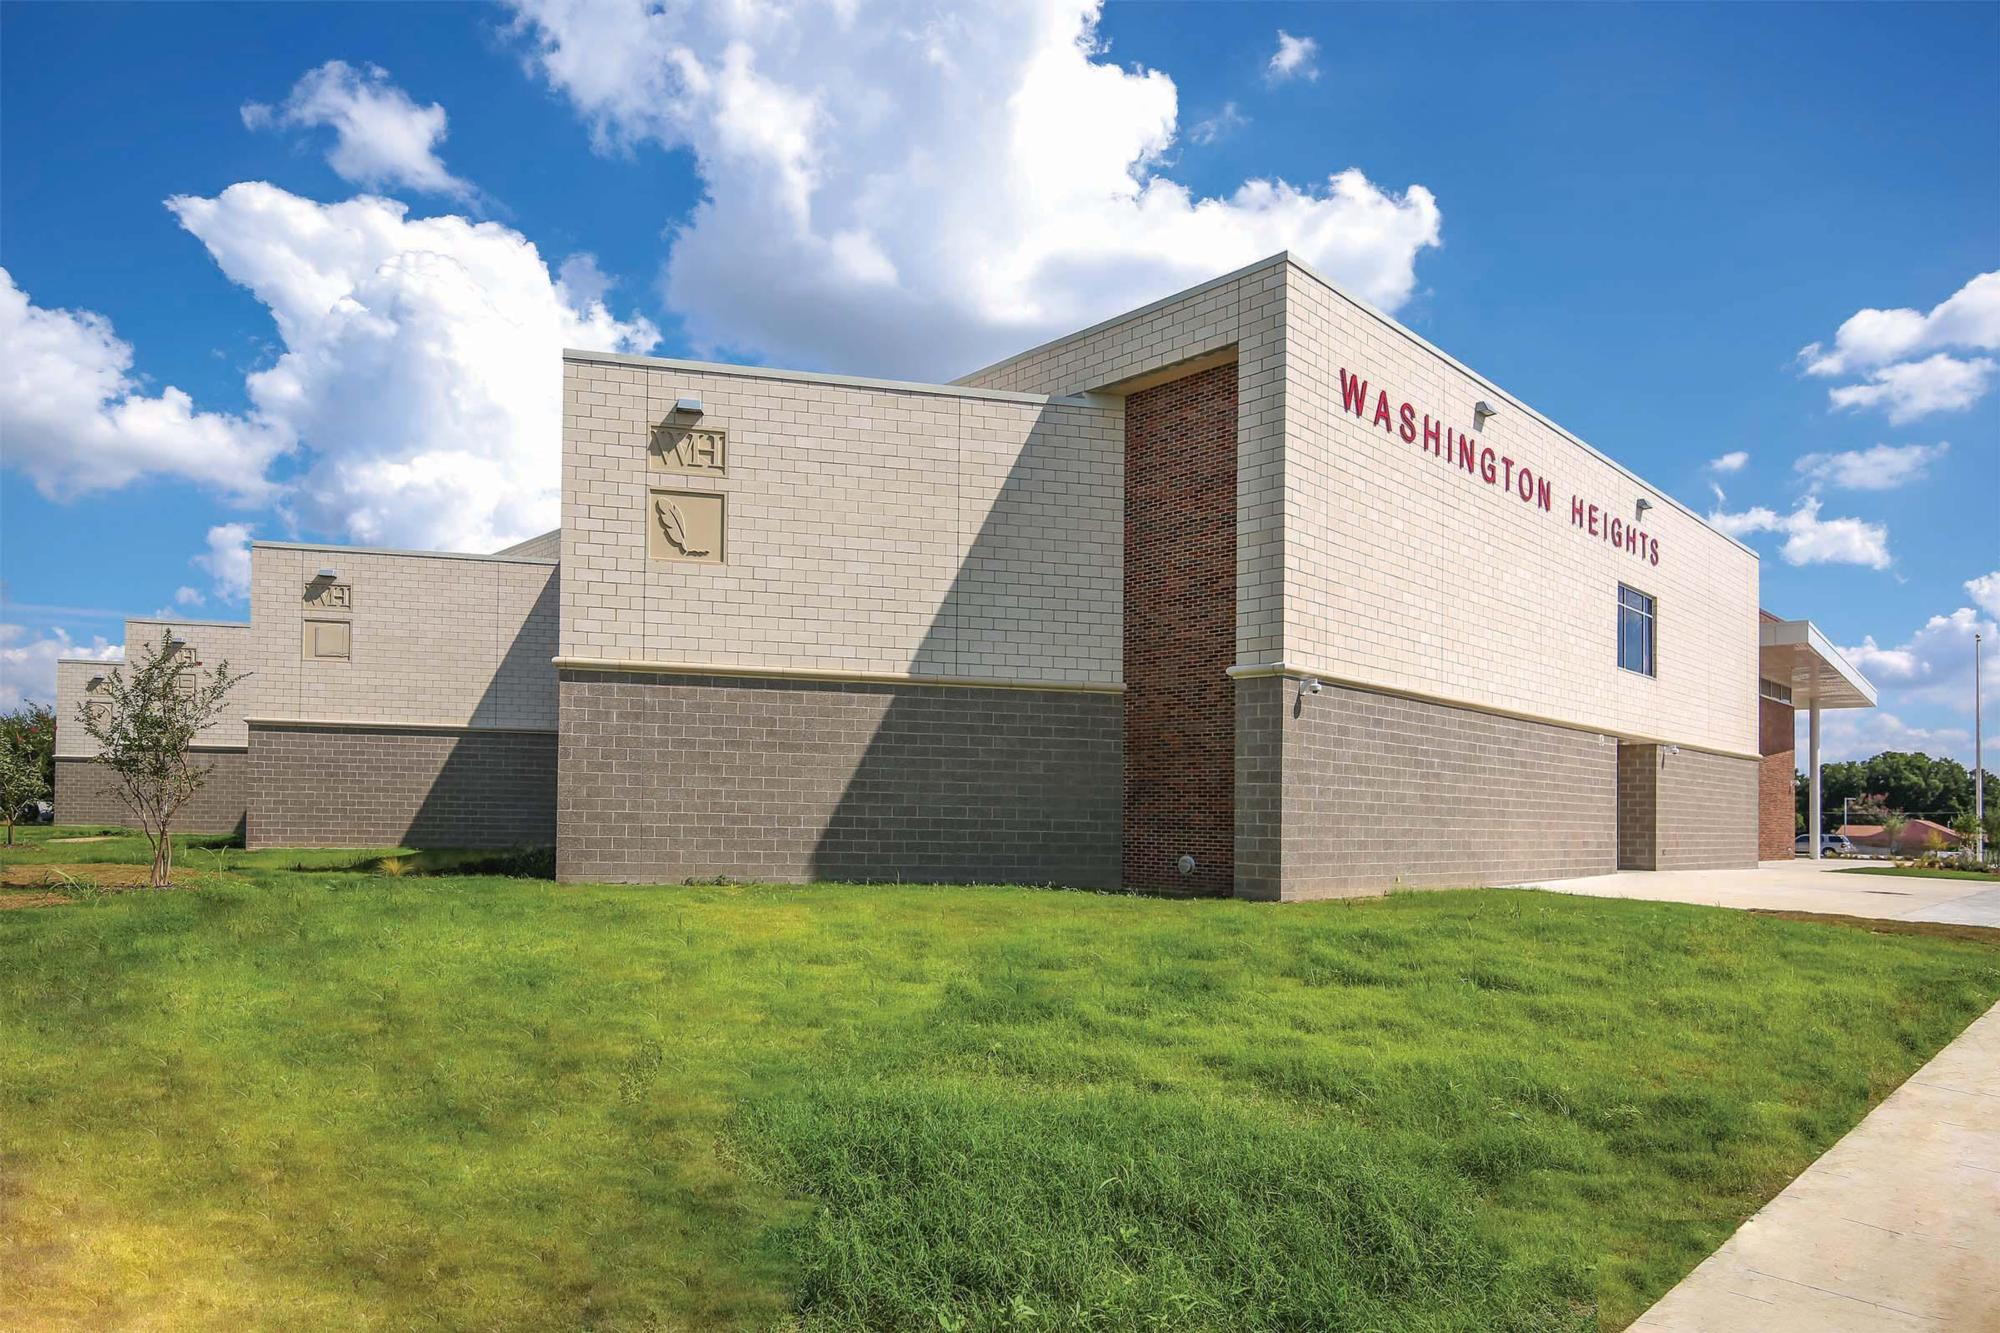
[1795,833,1856,856]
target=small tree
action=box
[1879,812,1909,859]
[0,726,48,847]
[77,630,243,888]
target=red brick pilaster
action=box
[1758,694,1796,859]
[1123,362,1237,894]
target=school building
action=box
[54,253,1876,898]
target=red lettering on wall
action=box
[1339,370,1371,417]
[1333,365,1666,568]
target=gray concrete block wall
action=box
[246,724,556,849]
[1654,746,1759,870]
[557,669,1121,887]
[53,750,248,836]
[1617,741,1758,871]
[1617,742,1658,870]
[1235,675,1618,900]
[1232,679,1286,900]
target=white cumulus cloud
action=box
[1968,570,2000,620]
[507,0,1440,378]
[1842,605,1997,712]
[1799,271,2000,377]
[1707,497,1891,569]
[1804,709,1973,767]
[0,268,286,502]
[192,523,255,602]
[174,586,206,608]
[1794,441,1949,492]
[1800,272,2000,423]
[1826,353,1995,424]
[1188,102,1248,146]
[164,183,658,552]
[1707,450,1748,473]
[0,625,123,712]
[244,61,476,201]
[1266,30,1320,83]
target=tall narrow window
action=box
[1617,585,1656,677]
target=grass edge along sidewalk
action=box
[4,825,1998,1332]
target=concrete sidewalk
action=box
[1515,858,2000,928]
[1629,1003,2000,1332]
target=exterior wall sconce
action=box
[1635,498,1654,522]
[671,396,704,417]
[315,566,339,580]
[86,674,105,689]
[1473,401,1498,427]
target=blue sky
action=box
[2,0,1995,764]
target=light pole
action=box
[1977,632,1985,863]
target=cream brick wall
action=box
[1281,263,1759,757]
[560,356,1123,685]
[957,258,1292,661]
[959,252,1756,755]
[52,659,110,758]
[53,619,257,757]
[246,544,558,729]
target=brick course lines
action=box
[246,725,555,849]
[1759,695,1796,859]
[1122,363,1237,895]
[1617,742,1659,870]
[1241,676,1618,900]
[556,670,1120,888]
[53,751,248,836]
[1618,740,1759,870]
[1654,746,1759,870]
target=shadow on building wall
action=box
[805,404,1124,887]
[402,569,560,848]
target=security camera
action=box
[1298,676,1322,699]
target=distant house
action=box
[1837,819,1965,854]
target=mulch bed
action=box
[1753,909,2000,947]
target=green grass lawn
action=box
[4,825,1998,1332]
[1838,863,2000,883]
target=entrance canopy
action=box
[1760,618,1877,710]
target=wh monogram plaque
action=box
[651,424,727,476]
[304,581,354,610]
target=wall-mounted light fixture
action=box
[315,566,339,580]
[86,674,105,689]
[671,396,704,417]
[1177,854,1196,877]
[1297,676,1323,702]
[1635,498,1654,523]
[165,634,188,649]
[1473,401,1498,428]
